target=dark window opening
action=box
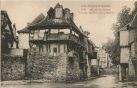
[53,48,57,56]
[58,44,60,53]
[54,48,57,53]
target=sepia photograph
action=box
[0,0,137,88]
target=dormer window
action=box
[55,3,63,19]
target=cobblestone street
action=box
[1,75,137,88]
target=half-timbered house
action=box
[25,3,94,81]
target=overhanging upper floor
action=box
[29,33,86,48]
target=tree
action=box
[117,6,132,28]
[131,2,137,16]
[103,3,137,65]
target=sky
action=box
[1,0,135,46]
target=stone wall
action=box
[56,53,67,82]
[1,48,83,82]
[1,55,26,81]
[66,57,80,82]
[26,52,67,82]
[18,33,30,49]
[26,52,81,82]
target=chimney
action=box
[70,13,74,21]
[27,22,30,26]
[13,23,16,30]
[79,26,83,32]
[64,8,70,22]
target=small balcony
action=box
[30,34,86,48]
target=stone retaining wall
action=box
[1,55,26,81]
[26,52,81,82]
[26,53,67,82]
[1,51,82,82]
[66,57,80,81]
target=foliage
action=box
[103,2,137,65]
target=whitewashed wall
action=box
[59,29,70,34]
[91,59,98,65]
[55,8,63,18]
[120,30,129,46]
[98,48,106,61]
[33,30,39,40]
[120,47,130,63]
[12,42,17,48]
[18,33,30,49]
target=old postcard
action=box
[1,0,137,88]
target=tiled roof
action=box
[1,10,12,24]
[17,26,29,33]
[29,17,85,35]
[17,13,45,33]
[1,10,18,42]
[28,3,85,36]
[29,17,68,27]
[30,13,45,26]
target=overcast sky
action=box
[1,0,135,46]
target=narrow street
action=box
[1,75,137,88]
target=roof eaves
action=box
[17,27,29,33]
[71,20,85,36]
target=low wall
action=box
[1,55,26,81]
[66,57,80,81]
[1,50,82,82]
[26,52,81,82]
[26,53,67,82]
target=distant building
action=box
[98,47,110,68]
[87,41,99,76]
[88,41,98,66]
